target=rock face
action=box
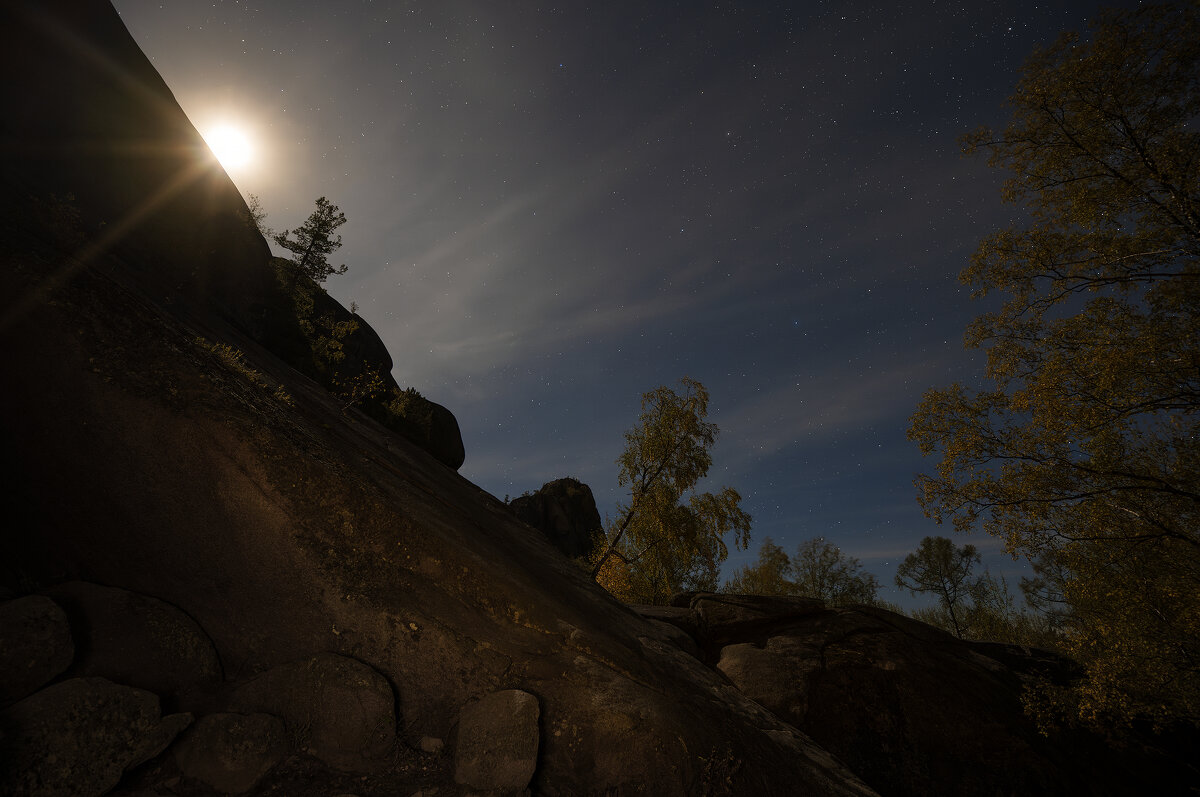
[42,581,222,708]
[454,689,541,792]
[0,677,191,797]
[509,478,603,559]
[0,0,288,349]
[1,250,878,795]
[0,0,462,471]
[0,596,73,706]
[272,260,465,470]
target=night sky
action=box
[109,0,1138,607]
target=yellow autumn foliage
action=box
[910,3,1200,731]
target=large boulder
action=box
[713,606,1074,797]
[454,689,541,792]
[226,653,395,773]
[381,392,467,471]
[509,478,602,560]
[268,258,465,470]
[0,677,191,797]
[43,581,222,708]
[0,595,73,706]
[306,277,396,387]
[172,712,288,795]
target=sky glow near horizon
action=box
[109,0,1140,607]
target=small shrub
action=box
[194,337,292,406]
[385,386,426,419]
[335,368,386,411]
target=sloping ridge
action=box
[0,1,876,794]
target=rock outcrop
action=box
[379,389,467,471]
[0,677,191,797]
[270,258,465,470]
[509,477,602,560]
[636,593,1198,797]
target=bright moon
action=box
[203,125,254,170]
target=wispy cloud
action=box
[717,352,956,466]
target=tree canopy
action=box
[591,378,751,605]
[725,536,880,606]
[723,538,795,597]
[908,3,1200,730]
[274,196,348,283]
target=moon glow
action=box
[203,124,254,171]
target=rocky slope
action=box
[1,1,1196,796]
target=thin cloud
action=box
[718,353,955,465]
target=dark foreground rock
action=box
[454,689,540,792]
[226,653,395,774]
[1,246,876,794]
[172,712,288,794]
[0,595,73,706]
[0,677,191,797]
[43,580,222,709]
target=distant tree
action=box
[725,537,880,606]
[792,537,881,605]
[1018,551,1074,636]
[274,196,348,283]
[590,378,752,605]
[724,537,795,596]
[907,3,1200,729]
[907,568,1062,648]
[895,536,980,638]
